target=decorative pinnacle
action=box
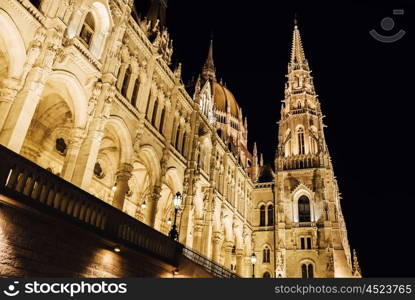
[202,39,216,81]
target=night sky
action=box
[135,0,415,277]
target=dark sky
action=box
[136,0,415,277]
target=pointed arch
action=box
[300,258,316,278]
[136,144,161,186]
[46,71,88,129]
[155,167,183,234]
[0,9,27,79]
[292,185,316,223]
[105,116,134,164]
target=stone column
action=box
[212,231,222,263]
[116,62,128,90]
[178,196,193,247]
[112,163,134,211]
[235,248,244,277]
[146,185,161,228]
[0,78,19,132]
[223,241,234,270]
[0,29,61,152]
[0,28,44,133]
[66,8,84,38]
[192,219,204,253]
[61,127,85,180]
[0,68,45,152]
[202,211,213,258]
[71,83,114,189]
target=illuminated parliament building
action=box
[0,0,361,278]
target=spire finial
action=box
[290,17,307,66]
[202,39,216,81]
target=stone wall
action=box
[0,194,212,278]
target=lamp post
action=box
[250,252,257,278]
[168,192,182,241]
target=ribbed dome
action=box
[212,81,239,117]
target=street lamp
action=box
[168,192,182,241]
[250,252,257,278]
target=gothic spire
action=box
[353,250,362,277]
[202,40,216,82]
[147,0,168,28]
[290,19,308,68]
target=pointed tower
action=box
[352,250,362,278]
[202,40,217,82]
[147,0,168,28]
[273,20,355,278]
[252,142,259,182]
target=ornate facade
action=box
[0,0,360,278]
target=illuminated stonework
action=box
[0,0,359,278]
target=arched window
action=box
[284,130,291,157]
[301,264,307,278]
[308,264,314,278]
[175,125,181,148]
[263,272,271,278]
[159,107,165,134]
[263,247,271,263]
[80,12,95,47]
[301,264,314,278]
[131,78,140,107]
[122,66,132,98]
[298,196,311,222]
[309,127,318,154]
[151,99,158,126]
[267,205,274,226]
[297,127,305,155]
[145,94,151,120]
[181,132,187,155]
[259,205,266,226]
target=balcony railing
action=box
[277,154,323,171]
[0,145,239,278]
[0,145,182,266]
[293,222,317,228]
[182,248,238,278]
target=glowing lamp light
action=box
[173,192,182,210]
[111,184,117,192]
[250,253,257,265]
[167,217,172,225]
[141,201,147,210]
[114,246,121,253]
